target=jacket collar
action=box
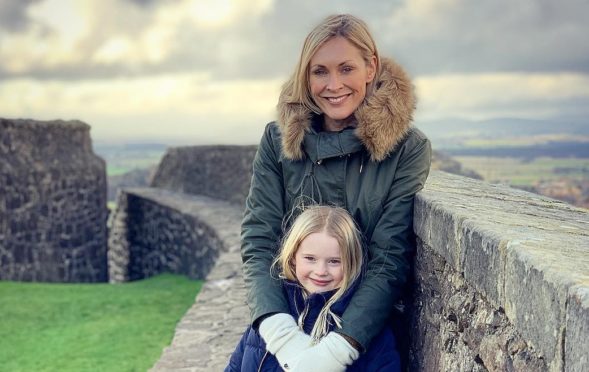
[277,57,416,162]
[283,280,358,317]
[301,117,364,163]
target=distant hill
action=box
[415,116,589,152]
[431,151,483,180]
[107,166,156,202]
[94,143,167,176]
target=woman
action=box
[241,14,431,371]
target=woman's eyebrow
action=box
[310,60,354,69]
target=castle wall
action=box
[0,118,108,282]
[107,188,242,283]
[410,171,588,371]
[150,145,257,206]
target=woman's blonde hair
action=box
[284,14,382,114]
[273,205,364,342]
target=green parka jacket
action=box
[241,57,432,350]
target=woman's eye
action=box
[312,69,327,76]
[341,66,354,73]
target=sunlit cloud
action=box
[0,0,587,144]
[0,73,282,143]
[415,73,589,121]
[0,0,275,76]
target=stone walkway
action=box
[150,199,250,371]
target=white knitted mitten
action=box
[289,332,360,372]
[259,313,312,370]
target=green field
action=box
[94,144,167,177]
[0,274,202,372]
[105,154,163,177]
[454,156,589,186]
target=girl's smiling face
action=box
[309,36,376,130]
[293,231,344,293]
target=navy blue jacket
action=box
[225,281,400,371]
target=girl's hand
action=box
[259,313,312,369]
[288,332,359,372]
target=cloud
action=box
[414,72,589,120]
[0,0,275,79]
[3,0,588,80]
[1,0,588,144]
[380,0,589,74]
[0,0,40,32]
[0,72,282,143]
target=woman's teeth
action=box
[326,95,348,103]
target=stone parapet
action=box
[0,118,107,282]
[107,188,242,282]
[412,171,588,371]
[107,188,248,370]
[150,145,257,206]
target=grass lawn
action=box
[0,274,202,372]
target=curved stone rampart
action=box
[0,118,107,282]
[150,145,257,206]
[107,188,248,369]
[108,188,242,282]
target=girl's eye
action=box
[304,256,316,262]
[328,259,341,265]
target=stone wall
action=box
[107,188,242,283]
[410,171,588,372]
[0,118,107,282]
[150,145,257,206]
[147,191,248,371]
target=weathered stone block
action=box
[461,223,506,308]
[565,286,589,371]
[414,195,467,270]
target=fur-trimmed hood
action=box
[277,57,416,162]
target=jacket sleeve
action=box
[241,123,290,325]
[225,328,249,372]
[340,130,432,349]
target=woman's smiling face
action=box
[309,36,376,129]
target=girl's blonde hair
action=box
[283,14,382,114]
[274,205,364,342]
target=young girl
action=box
[226,206,400,371]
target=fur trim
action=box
[277,58,416,161]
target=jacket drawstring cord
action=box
[297,160,323,206]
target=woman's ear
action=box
[366,55,377,83]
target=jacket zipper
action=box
[257,350,269,372]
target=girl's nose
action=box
[316,263,329,276]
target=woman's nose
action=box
[326,73,343,91]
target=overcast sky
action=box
[1,0,588,145]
